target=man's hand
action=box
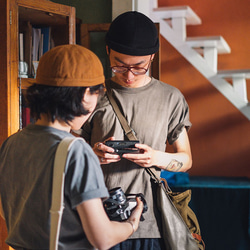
[122,143,154,168]
[93,137,121,164]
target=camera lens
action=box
[109,187,126,204]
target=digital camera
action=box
[103,187,148,221]
[105,140,140,156]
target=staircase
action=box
[131,0,250,120]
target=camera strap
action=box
[106,82,137,141]
[106,82,159,179]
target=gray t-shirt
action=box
[82,78,191,239]
[0,124,109,249]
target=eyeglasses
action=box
[110,65,149,75]
[110,55,153,75]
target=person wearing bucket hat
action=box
[0,44,143,250]
[80,11,192,250]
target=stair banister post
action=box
[172,17,186,41]
[203,47,218,72]
[232,77,248,103]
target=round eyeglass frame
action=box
[110,55,153,75]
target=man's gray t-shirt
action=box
[0,125,108,249]
[82,77,191,239]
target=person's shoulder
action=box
[66,138,100,175]
[0,130,21,152]
[152,78,184,96]
[96,94,109,109]
[69,137,89,152]
[69,137,97,159]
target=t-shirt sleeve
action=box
[167,90,192,145]
[64,139,109,209]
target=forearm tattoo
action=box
[165,159,183,172]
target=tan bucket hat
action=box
[33,44,104,87]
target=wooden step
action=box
[185,36,230,71]
[186,36,231,54]
[217,69,250,103]
[153,6,201,25]
[217,69,250,79]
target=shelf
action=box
[0,0,76,140]
[19,6,69,26]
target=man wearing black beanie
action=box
[81,11,192,250]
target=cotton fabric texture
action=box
[81,77,192,239]
[32,44,105,87]
[0,125,109,250]
[106,11,159,56]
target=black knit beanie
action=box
[106,11,159,56]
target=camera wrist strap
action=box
[105,82,160,180]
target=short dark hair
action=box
[26,84,104,124]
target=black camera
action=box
[103,187,148,221]
[104,140,140,156]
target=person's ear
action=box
[106,46,110,56]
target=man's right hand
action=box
[93,137,121,164]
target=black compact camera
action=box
[105,140,140,156]
[103,187,148,221]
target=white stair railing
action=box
[112,0,250,120]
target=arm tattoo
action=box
[165,159,183,172]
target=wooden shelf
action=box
[19,6,69,26]
[0,0,76,142]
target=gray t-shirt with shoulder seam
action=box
[82,77,191,239]
[0,125,108,249]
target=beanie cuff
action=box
[107,40,159,56]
